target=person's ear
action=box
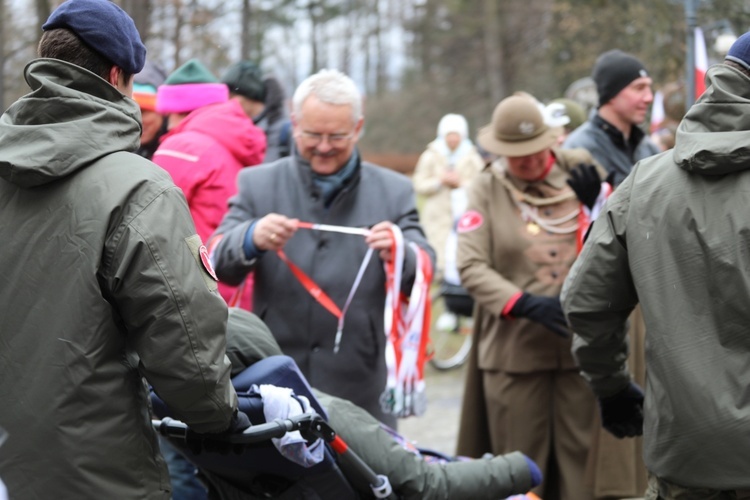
[353,117,364,139]
[107,66,121,87]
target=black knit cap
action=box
[726,31,750,71]
[592,49,649,107]
[42,0,146,75]
[222,61,266,102]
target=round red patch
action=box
[457,210,484,233]
[199,245,218,281]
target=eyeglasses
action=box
[297,130,356,147]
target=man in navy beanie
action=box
[0,0,249,498]
[564,49,660,186]
[563,31,750,498]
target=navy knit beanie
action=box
[42,0,146,75]
[592,50,648,107]
[726,31,750,71]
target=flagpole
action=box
[685,0,699,109]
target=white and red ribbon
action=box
[577,181,613,252]
[277,221,433,418]
[380,224,433,418]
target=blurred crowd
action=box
[3,1,750,500]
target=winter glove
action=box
[566,163,602,210]
[187,410,251,455]
[523,454,543,488]
[599,382,644,438]
[510,292,570,338]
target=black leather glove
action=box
[567,163,602,210]
[510,292,570,338]
[187,410,251,455]
[599,382,644,438]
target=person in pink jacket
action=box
[153,60,267,311]
[152,59,266,500]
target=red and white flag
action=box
[650,89,665,133]
[695,27,708,99]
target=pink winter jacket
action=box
[153,100,266,241]
[153,100,266,307]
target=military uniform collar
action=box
[493,149,568,191]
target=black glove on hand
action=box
[510,292,570,338]
[599,382,644,439]
[187,410,251,455]
[567,163,602,210]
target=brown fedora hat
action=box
[478,95,561,157]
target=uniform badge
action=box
[457,210,483,233]
[199,245,218,281]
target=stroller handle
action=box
[152,415,397,499]
[153,415,307,445]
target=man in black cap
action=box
[0,0,248,498]
[222,60,292,163]
[562,49,658,499]
[564,49,661,186]
[563,31,750,498]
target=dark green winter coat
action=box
[563,63,750,489]
[0,59,237,499]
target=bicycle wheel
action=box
[428,289,473,371]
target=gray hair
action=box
[292,69,363,123]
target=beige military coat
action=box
[456,148,596,373]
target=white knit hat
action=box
[437,113,469,140]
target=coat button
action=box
[551,271,559,279]
[544,208,552,216]
[312,345,321,352]
[549,249,557,257]
[318,240,326,249]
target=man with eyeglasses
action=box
[209,69,434,427]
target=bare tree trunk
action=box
[483,0,503,104]
[318,13,329,69]
[373,0,386,96]
[362,10,371,92]
[35,0,50,31]
[308,1,319,74]
[240,0,251,60]
[171,0,184,68]
[340,0,354,76]
[121,0,152,42]
[419,0,437,77]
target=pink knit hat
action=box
[156,59,229,114]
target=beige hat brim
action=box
[478,125,562,157]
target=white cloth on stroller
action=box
[257,384,325,468]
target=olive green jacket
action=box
[0,59,237,499]
[224,308,536,499]
[562,63,750,489]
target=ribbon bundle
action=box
[380,225,433,418]
[274,221,433,418]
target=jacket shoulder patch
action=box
[457,210,484,233]
[185,234,219,292]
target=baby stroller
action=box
[151,356,538,499]
[152,355,383,499]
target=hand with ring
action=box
[253,213,299,251]
[365,221,396,262]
